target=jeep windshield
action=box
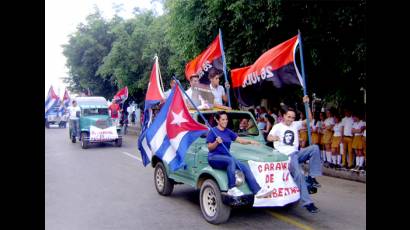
[82,108,109,116]
[196,112,259,136]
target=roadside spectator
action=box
[268,107,278,124]
[298,111,308,149]
[363,128,366,169]
[263,115,275,147]
[109,101,120,126]
[310,112,321,145]
[331,113,343,169]
[276,108,284,124]
[341,108,354,169]
[120,109,129,135]
[321,109,335,167]
[351,112,366,171]
[318,112,326,163]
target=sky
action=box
[45,0,163,99]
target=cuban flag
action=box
[113,86,129,104]
[45,86,60,115]
[58,89,71,116]
[139,84,208,171]
[138,56,166,164]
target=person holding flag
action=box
[231,32,322,213]
[138,55,165,165]
[206,111,274,198]
[185,29,231,107]
[267,96,322,213]
[58,89,71,117]
[45,86,60,115]
[138,83,208,171]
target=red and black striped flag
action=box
[185,34,223,85]
[231,35,303,106]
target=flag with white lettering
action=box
[231,35,303,106]
[185,33,223,85]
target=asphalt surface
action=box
[45,126,366,230]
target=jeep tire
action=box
[154,162,174,196]
[114,138,122,147]
[199,179,231,224]
[81,132,89,149]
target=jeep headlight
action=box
[235,170,245,186]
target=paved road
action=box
[45,127,366,230]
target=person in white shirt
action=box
[331,114,343,168]
[310,113,321,146]
[185,74,199,99]
[184,74,202,108]
[267,96,322,213]
[208,68,231,110]
[322,109,335,168]
[351,112,366,171]
[341,108,354,168]
[164,80,176,99]
[67,100,81,140]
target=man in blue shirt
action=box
[206,111,273,198]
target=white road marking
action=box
[120,151,142,162]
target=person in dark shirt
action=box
[206,111,273,198]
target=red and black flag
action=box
[185,34,223,85]
[231,35,303,106]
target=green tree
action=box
[62,10,120,98]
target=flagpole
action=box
[218,28,231,108]
[172,75,244,171]
[298,30,312,146]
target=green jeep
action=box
[151,110,293,224]
[70,96,122,149]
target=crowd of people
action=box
[138,70,367,175]
[180,70,367,173]
[250,105,367,172]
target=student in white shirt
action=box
[341,108,354,168]
[351,112,366,171]
[331,113,343,168]
[267,96,322,213]
[322,109,335,168]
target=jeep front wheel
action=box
[199,179,231,224]
[154,162,174,196]
[81,132,89,149]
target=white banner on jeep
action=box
[248,160,300,207]
[89,125,118,142]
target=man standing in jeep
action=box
[267,95,322,213]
